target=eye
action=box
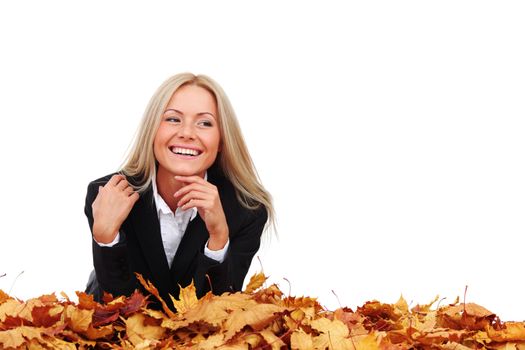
[165,116,181,123]
[197,120,214,127]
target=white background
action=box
[1,1,524,321]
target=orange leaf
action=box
[244,272,267,294]
[136,273,176,318]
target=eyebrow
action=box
[164,108,216,119]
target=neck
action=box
[155,167,205,212]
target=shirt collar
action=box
[151,172,207,221]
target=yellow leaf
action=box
[0,326,44,348]
[311,318,354,350]
[170,281,199,314]
[291,330,314,350]
[244,272,267,294]
[394,295,409,315]
[65,305,93,333]
[489,322,525,342]
[260,329,286,350]
[197,334,225,350]
[353,333,380,350]
[125,313,166,347]
[224,303,284,340]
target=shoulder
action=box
[88,173,119,187]
[86,172,120,194]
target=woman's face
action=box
[153,84,221,178]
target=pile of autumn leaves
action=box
[1,274,525,350]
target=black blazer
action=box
[84,164,267,310]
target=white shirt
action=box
[95,173,230,266]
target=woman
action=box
[85,73,273,309]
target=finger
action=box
[174,175,208,185]
[175,182,216,198]
[129,192,140,203]
[107,174,125,187]
[177,191,212,208]
[180,198,207,211]
[116,179,129,191]
[124,186,135,195]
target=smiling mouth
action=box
[169,146,202,157]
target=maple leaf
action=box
[0,299,24,323]
[196,333,225,350]
[311,317,356,349]
[260,328,286,350]
[488,322,525,342]
[438,302,495,331]
[170,281,199,314]
[224,303,284,340]
[291,329,314,349]
[0,325,44,348]
[31,305,63,327]
[125,313,166,347]
[120,290,147,316]
[411,295,439,314]
[352,333,381,350]
[244,272,267,294]
[76,291,99,310]
[136,273,176,318]
[0,290,11,305]
[65,305,93,333]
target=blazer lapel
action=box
[130,187,174,293]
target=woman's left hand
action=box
[174,175,229,250]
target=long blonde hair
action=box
[120,73,274,230]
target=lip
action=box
[169,144,203,152]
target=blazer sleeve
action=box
[85,179,139,300]
[193,205,268,296]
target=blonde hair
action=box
[120,73,275,231]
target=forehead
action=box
[166,84,217,114]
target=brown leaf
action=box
[31,305,63,327]
[120,290,147,316]
[136,273,176,318]
[244,272,267,294]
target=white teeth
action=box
[171,147,200,156]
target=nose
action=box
[177,121,196,140]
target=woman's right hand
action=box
[91,174,139,244]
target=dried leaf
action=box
[171,281,198,314]
[291,329,314,349]
[125,313,166,347]
[0,326,44,348]
[244,272,267,294]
